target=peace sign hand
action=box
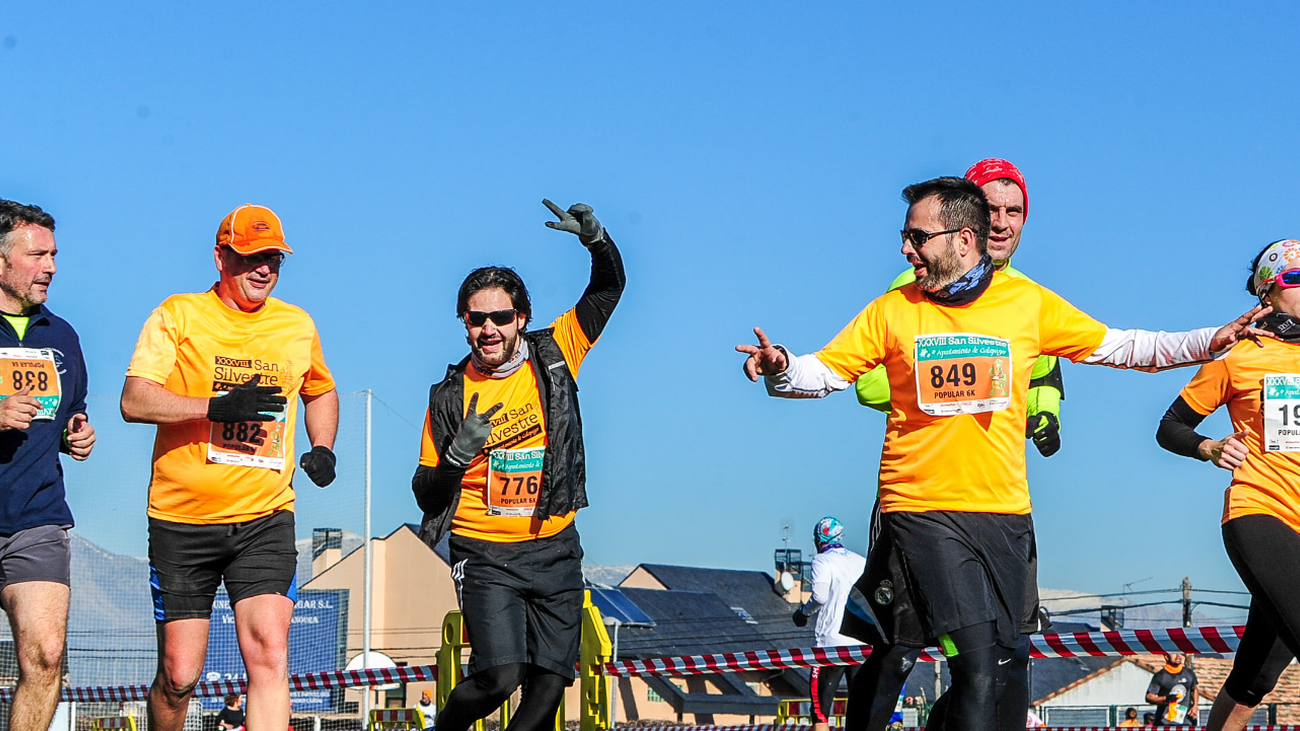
[1211,304,1278,351]
[444,392,505,468]
[735,327,789,382]
[543,199,604,244]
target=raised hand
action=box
[735,327,789,382]
[1199,430,1249,470]
[1211,305,1277,351]
[206,373,287,423]
[65,412,96,460]
[444,392,505,468]
[543,199,603,244]
[0,385,40,431]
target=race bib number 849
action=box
[914,333,1013,416]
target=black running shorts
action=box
[449,523,585,680]
[843,510,1032,650]
[148,509,298,621]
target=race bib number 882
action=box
[914,333,1013,416]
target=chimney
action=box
[312,527,343,577]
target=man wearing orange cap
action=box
[121,204,339,731]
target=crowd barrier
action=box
[368,708,425,731]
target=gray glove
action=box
[543,199,603,244]
[444,393,504,468]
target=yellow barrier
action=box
[91,718,137,731]
[439,590,607,731]
[579,590,612,731]
[775,697,849,723]
[367,708,425,731]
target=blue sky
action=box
[3,1,1298,606]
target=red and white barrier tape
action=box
[601,625,1246,677]
[634,726,1300,731]
[0,664,436,703]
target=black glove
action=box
[543,199,603,244]
[792,608,809,627]
[1027,412,1061,457]
[444,393,504,468]
[207,373,287,423]
[299,445,337,488]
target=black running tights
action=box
[1220,515,1300,706]
[434,663,567,731]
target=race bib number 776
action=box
[914,333,1013,416]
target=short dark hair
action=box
[0,199,55,258]
[223,693,240,706]
[902,177,990,255]
[457,266,532,326]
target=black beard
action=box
[469,332,520,367]
[915,242,963,292]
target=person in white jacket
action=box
[794,517,868,731]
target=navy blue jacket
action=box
[0,305,88,533]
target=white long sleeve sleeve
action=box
[764,347,852,399]
[1081,327,1222,372]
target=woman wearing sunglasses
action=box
[1156,238,1300,731]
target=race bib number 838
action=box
[914,333,1013,416]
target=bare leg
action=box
[1205,688,1260,731]
[3,582,70,731]
[149,618,211,731]
[233,594,294,731]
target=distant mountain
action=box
[583,564,636,586]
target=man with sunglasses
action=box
[121,204,339,731]
[736,177,1270,731]
[856,159,1063,456]
[851,159,1060,730]
[413,199,624,731]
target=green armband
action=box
[1026,384,1061,420]
[855,366,892,413]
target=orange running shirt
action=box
[126,289,336,524]
[814,272,1108,514]
[418,308,594,542]
[1179,338,1300,533]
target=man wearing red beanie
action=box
[849,159,1061,731]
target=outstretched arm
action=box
[736,327,851,399]
[544,199,626,342]
[1082,306,1274,371]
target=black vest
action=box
[418,329,588,549]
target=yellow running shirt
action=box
[1179,339,1300,534]
[126,289,336,525]
[814,272,1107,514]
[418,308,594,543]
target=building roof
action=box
[629,564,814,650]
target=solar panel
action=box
[589,587,656,627]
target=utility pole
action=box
[1182,576,1193,627]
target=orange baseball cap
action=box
[216,204,293,255]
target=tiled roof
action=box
[1188,655,1300,723]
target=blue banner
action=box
[200,588,349,711]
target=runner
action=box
[0,200,95,731]
[851,159,1058,731]
[1155,238,1300,731]
[736,176,1270,731]
[413,199,624,731]
[121,204,339,731]
[792,517,867,731]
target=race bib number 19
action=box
[487,446,545,517]
[1263,374,1300,452]
[0,348,62,421]
[914,333,1013,416]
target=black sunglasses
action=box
[900,228,962,248]
[464,309,518,327]
[222,247,285,268]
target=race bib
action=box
[0,348,62,421]
[207,392,287,469]
[486,446,544,517]
[1263,374,1300,452]
[914,334,1013,416]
